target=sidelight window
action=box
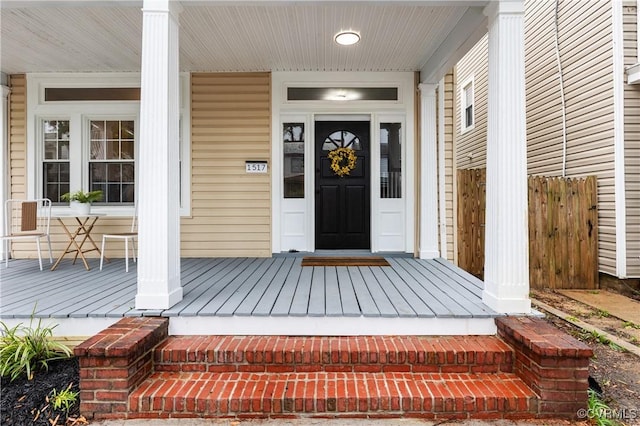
[380,122,402,198]
[283,122,305,198]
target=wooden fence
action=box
[457,169,599,289]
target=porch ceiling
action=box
[0,1,488,80]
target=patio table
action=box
[51,213,109,271]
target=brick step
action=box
[154,335,514,374]
[129,371,537,420]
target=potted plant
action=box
[61,190,103,215]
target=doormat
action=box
[301,256,390,267]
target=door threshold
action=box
[274,250,414,258]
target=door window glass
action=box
[321,130,362,151]
[380,123,402,198]
[283,123,305,198]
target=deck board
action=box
[0,257,498,322]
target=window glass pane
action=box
[380,123,402,199]
[91,121,105,140]
[58,141,69,160]
[121,121,134,139]
[44,141,57,160]
[90,140,105,160]
[287,87,398,101]
[106,121,120,139]
[283,122,304,198]
[43,162,70,203]
[43,120,70,160]
[88,119,135,204]
[107,141,120,159]
[121,141,134,159]
[45,87,140,102]
[122,184,135,203]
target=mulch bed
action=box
[0,357,83,426]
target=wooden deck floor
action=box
[0,256,499,336]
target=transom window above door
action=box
[321,130,362,151]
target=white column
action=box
[418,84,440,259]
[135,0,183,309]
[1,85,10,261]
[482,0,531,314]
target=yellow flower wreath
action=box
[328,147,357,177]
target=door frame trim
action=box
[272,71,415,254]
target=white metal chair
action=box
[100,213,137,272]
[1,199,53,271]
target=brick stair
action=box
[75,317,594,421]
[130,335,537,420]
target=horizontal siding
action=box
[443,72,456,262]
[453,0,619,276]
[454,34,488,169]
[623,1,640,277]
[185,72,271,257]
[525,0,616,276]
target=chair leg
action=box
[46,235,53,264]
[100,237,106,270]
[132,238,136,262]
[4,240,8,268]
[36,239,43,271]
[124,239,129,273]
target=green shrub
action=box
[0,318,72,381]
[48,383,79,414]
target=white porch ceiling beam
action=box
[419,6,487,83]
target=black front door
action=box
[315,121,370,249]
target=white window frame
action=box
[26,73,191,217]
[460,77,475,133]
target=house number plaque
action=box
[245,161,268,173]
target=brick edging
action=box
[74,317,169,420]
[496,316,593,419]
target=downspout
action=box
[554,0,568,177]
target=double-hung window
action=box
[38,115,138,207]
[461,79,474,132]
[28,74,192,215]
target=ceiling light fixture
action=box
[334,31,360,46]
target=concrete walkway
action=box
[559,290,640,324]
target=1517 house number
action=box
[245,161,268,173]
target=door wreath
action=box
[328,147,357,177]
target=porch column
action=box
[418,84,440,259]
[135,0,182,309]
[0,84,10,261]
[482,0,531,314]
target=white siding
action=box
[623,1,640,278]
[453,0,619,276]
[454,34,488,169]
